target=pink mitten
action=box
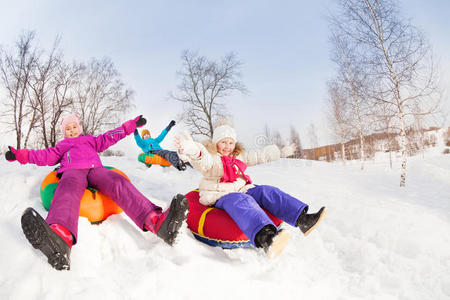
[122,115,146,135]
[6,146,29,164]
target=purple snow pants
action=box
[215,185,308,246]
[46,167,162,244]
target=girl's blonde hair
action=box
[231,142,244,157]
[202,140,245,157]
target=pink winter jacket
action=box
[28,125,128,173]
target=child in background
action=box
[175,119,327,258]
[5,114,188,271]
[134,120,188,171]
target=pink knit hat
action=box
[60,114,82,137]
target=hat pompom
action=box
[213,117,234,130]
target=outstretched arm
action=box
[155,129,168,144]
[241,143,296,166]
[174,132,214,172]
[94,115,146,152]
[5,145,63,166]
[154,120,176,144]
[241,145,281,166]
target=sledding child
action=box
[134,120,188,171]
[174,120,327,258]
[4,114,189,270]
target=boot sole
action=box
[21,208,71,270]
[266,230,290,259]
[157,195,189,246]
[303,207,328,236]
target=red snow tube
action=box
[186,190,283,249]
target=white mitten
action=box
[177,131,200,157]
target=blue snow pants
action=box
[150,150,182,167]
[214,185,308,246]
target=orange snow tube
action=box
[40,166,129,223]
[138,152,171,167]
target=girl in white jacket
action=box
[175,120,327,257]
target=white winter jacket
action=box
[179,141,285,206]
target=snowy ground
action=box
[0,149,449,300]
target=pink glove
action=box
[122,115,147,135]
[5,146,29,164]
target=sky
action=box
[0,0,449,150]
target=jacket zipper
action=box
[67,150,71,163]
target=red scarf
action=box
[220,155,252,184]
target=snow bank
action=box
[0,151,449,300]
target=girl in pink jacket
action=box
[5,114,188,271]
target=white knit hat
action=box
[212,119,237,144]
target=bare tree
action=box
[1,33,134,148]
[329,32,371,170]
[170,50,248,138]
[272,130,283,149]
[308,123,319,149]
[72,57,133,136]
[331,0,441,186]
[0,31,38,149]
[263,123,273,146]
[373,99,397,168]
[46,61,82,146]
[289,125,303,158]
[27,37,62,148]
[412,112,426,158]
[24,37,81,148]
[326,80,351,165]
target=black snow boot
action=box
[296,207,328,236]
[175,161,187,171]
[156,194,189,246]
[21,207,71,271]
[254,225,290,259]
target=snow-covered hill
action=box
[0,151,449,300]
